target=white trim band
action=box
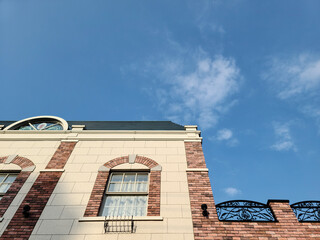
[40,169,65,172]
[79,216,163,222]
[184,139,202,142]
[186,168,209,172]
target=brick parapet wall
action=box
[85,155,161,217]
[185,141,320,239]
[0,142,76,240]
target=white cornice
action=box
[0,130,202,141]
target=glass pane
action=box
[108,183,121,192]
[18,125,33,130]
[46,124,63,130]
[122,183,135,192]
[0,184,10,193]
[105,196,120,207]
[4,175,17,183]
[110,174,123,182]
[101,207,112,217]
[0,175,6,183]
[136,183,148,192]
[136,173,148,182]
[123,174,135,183]
[102,196,147,217]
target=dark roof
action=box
[0,121,184,131]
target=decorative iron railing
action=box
[216,200,276,222]
[291,201,320,222]
[104,216,135,233]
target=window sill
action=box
[79,216,163,222]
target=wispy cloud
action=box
[264,53,320,132]
[271,122,296,152]
[224,187,242,196]
[217,128,232,140]
[147,51,241,129]
[214,128,239,146]
[264,54,320,99]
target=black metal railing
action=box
[216,200,276,222]
[291,201,320,222]
[104,216,135,233]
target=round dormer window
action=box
[4,116,68,131]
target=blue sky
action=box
[1,0,320,204]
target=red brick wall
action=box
[0,172,31,218]
[185,142,320,239]
[185,142,207,168]
[84,171,109,217]
[84,155,161,217]
[0,142,77,240]
[147,170,161,216]
[46,141,77,169]
[0,156,35,218]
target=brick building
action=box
[0,115,319,239]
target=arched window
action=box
[4,116,68,131]
[84,155,161,217]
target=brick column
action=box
[147,170,161,216]
[185,141,221,240]
[0,141,77,240]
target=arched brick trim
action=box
[0,155,35,218]
[84,155,161,217]
[102,155,160,169]
[135,156,159,169]
[103,156,129,168]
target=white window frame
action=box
[99,171,150,217]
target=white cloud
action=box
[216,128,233,140]
[152,52,241,129]
[224,187,241,196]
[265,54,320,99]
[271,122,296,152]
[264,53,320,132]
[210,128,239,146]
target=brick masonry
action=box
[84,155,161,217]
[185,141,320,239]
[147,170,161,216]
[0,142,77,240]
[0,156,35,218]
[46,141,77,169]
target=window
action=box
[4,116,68,131]
[0,173,18,200]
[100,172,149,217]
